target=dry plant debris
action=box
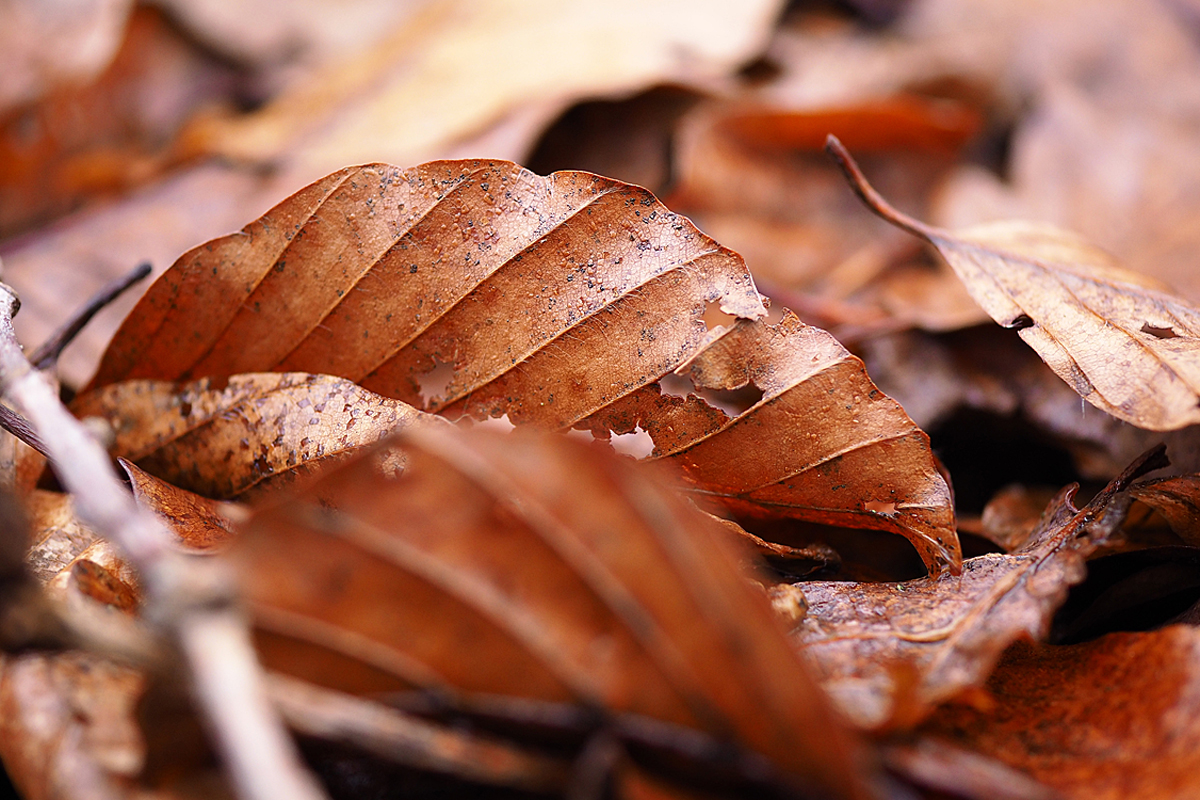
[4,2,1200,800]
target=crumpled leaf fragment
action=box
[73,372,438,500]
[828,135,1200,432]
[788,446,1165,730]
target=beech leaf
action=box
[828,135,1200,432]
[234,424,871,797]
[81,160,958,572]
[73,372,439,500]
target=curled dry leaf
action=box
[1129,475,1200,545]
[120,460,237,551]
[73,372,439,501]
[921,627,1200,800]
[788,447,1165,730]
[82,159,958,572]
[234,424,872,798]
[828,135,1200,432]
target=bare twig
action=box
[0,403,46,456]
[29,261,152,370]
[0,282,326,800]
[268,674,570,792]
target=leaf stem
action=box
[824,135,940,240]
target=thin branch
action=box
[0,282,326,800]
[0,403,46,456]
[30,261,153,370]
[268,674,570,793]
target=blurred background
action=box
[3,0,1200,513]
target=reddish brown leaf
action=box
[921,627,1200,800]
[120,460,237,550]
[82,161,958,571]
[234,425,872,798]
[786,447,1164,730]
[1129,475,1200,545]
[830,136,1200,431]
[73,372,438,500]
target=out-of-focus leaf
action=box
[235,425,872,798]
[73,372,438,500]
[669,96,983,333]
[180,0,785,176]
[829,136,1200,432]
[785,447,1164,730]
[0,0,132,114]
[921,627,1200,800]
[82,160,958,572]
[0,8,240,240]
[0,491,151,800]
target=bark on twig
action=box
[0,281,326,800]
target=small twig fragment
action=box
[30,261,152,370]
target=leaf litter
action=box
[9,4,1200,796]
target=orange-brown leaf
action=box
[84,161,958,571]
[234,425,871,797]
[74,372,438,500]
[788,447,1164,730]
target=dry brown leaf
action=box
[0,8,240,240]
[786,447,1164,730]
[120,461,237,551]
[921,626,1200,800]
[181,0,784,176]
[73,372,438,501]
[0,491,150,800]
[829,136,1200,432]
[670,96,978,300]
[235,424,873,798]
[1129,475,1200,545]
[81,160,958,571]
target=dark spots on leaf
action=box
[1007,314,1035,331]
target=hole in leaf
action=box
[565,427,594,444]
[1141,322,1180,339]
[416,357,456,407]
[693,382,765,417]
[469,413,516,432]
[1006,314,1035,331]
[610,426,655,458]
[702,301,739,332]
[658,372,696,399]
[863,500,896,516]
